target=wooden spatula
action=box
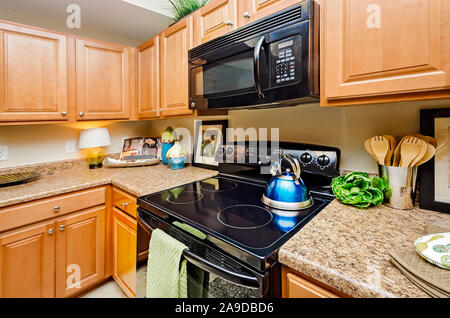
[414,143,436,166]
[393,136,408,166]
[411,133,438,148]
[382,135,396,165]
[370,136,390,165]
[409,139,427,167]
[364,138,379,163]
[400,137,422,167]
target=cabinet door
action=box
[194,0,237,46]
[76,39,130,120]
[160,16,194,117]
[0,22,68,122]
[238,0,299,27]
[282,267,339,298]
[112,208,136,298]
[322,0,450,105]
[0,220,55,298]
[137,36,160,119]
[55,206,105,298]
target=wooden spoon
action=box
[393,136,408,166]
[370,136,390,166]
[414,143,436,166]
[382,135,396,165]
[364,138,379,163]
[400,137,422,167]
[409,139,427,167]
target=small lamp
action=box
[79,128,111,169]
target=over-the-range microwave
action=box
[188,0,319,111]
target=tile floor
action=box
[80,279,127,298]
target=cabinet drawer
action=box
[0,187,106,233]
[112,187,137,219]
[283,272,339,298]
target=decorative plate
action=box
[414,232,450,270]
[0,172,41,187]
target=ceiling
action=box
[0,0,174,46]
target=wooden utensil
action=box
[382,135,396,165]
[400,137,422,167]
[409,139,427,167]
[364,138,379,163]
[414,143,436,166]
[410,133,438,148]
[393,136,408,166]
[370,136,390,165]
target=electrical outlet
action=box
[0,146,8,161]
[65,140,77,154]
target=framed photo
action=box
[419,108,450,213]
[193,120,227,170]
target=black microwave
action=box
[188,1,319,111]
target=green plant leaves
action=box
[331,172,391,209]
[168,0,209,22]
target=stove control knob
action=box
[300,153,312,163]
[317,155,330,167]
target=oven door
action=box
[137,209,269,298]
[189,36,270,110]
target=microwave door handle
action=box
[253,36,265,99]
[183,249,261,290]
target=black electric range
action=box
[137,141,340,297]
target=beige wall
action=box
[0,121,152,168]
[146,99,450,174]
[1,99,448,172]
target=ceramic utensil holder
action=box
[378,165,418,210]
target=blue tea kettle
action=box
[262,154,312,211]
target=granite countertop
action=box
[279,200,450,298]
[0,163,218,208]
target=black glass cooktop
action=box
[138,176,329,256]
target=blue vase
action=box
[161,142,174,165]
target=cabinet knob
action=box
[191,102,196,108]
[59,225,65,232]
[79,112,84,117]
[61,111,67,117]
[226,20,233,26]
[48,228,54,235]
[53,206,60,213]
[243,12,251,18]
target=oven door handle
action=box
[253,36,265,99]
[183,249,261,290]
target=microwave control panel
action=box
[270,35,302,87]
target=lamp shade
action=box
[79,128,111,149]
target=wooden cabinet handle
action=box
[53,206,60,213]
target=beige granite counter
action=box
[0,163,218,208]
[279,200,450,298]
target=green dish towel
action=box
[146,229,188,298]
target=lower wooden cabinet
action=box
[0,220,56,298]
[282,266,339,298]
[112,208,137,298]
[55,206,105,298]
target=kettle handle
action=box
[281,154,302,185]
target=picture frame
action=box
[192,120,228,170]
[419,108,450,213]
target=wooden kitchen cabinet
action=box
[321,0,450,106]
[237,0,300,27]
[112,208,137,298]
[282,266,340,298]
[0,21,68,122]
[193,0,237,46]
[137,36,160,119]
[75,39,131,120]
[160,16,194,117]
[55,206,105,298]
[0,220,56,298]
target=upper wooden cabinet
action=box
[0,22,68,122]
[238,0,300,26]
[193,0,237,46]
[137,36,160,119]
[321,0,450,106]
[0,220,56,298]
[160,16,194,117]
[75,39,131,120]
